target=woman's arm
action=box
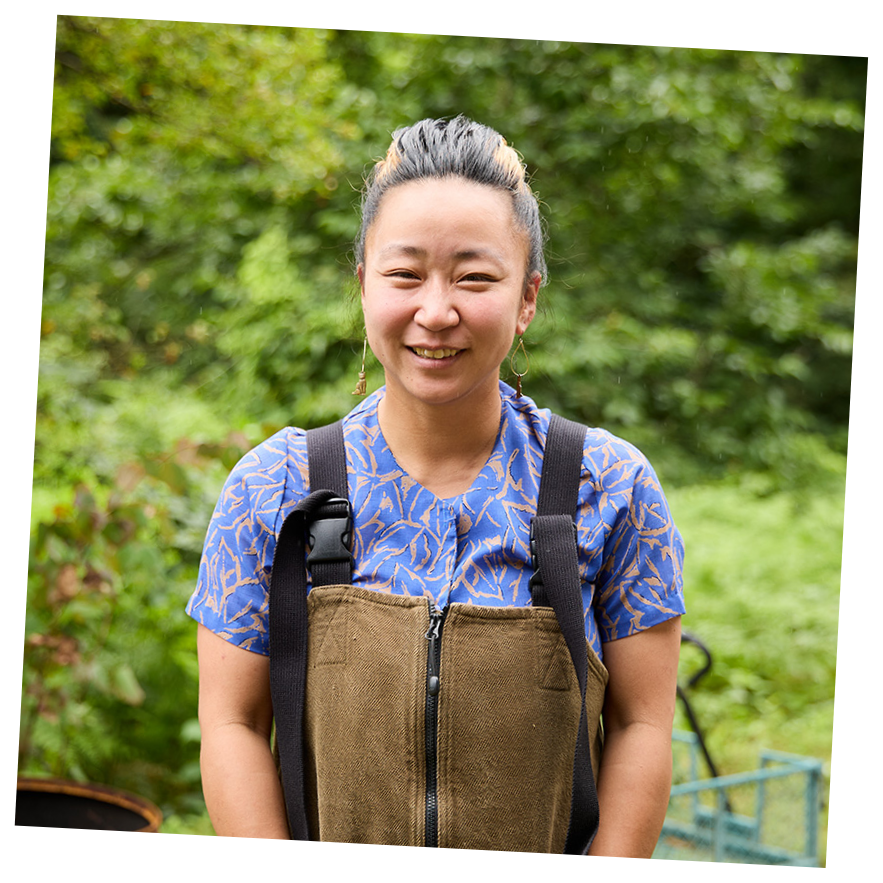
[588,615,681,858]
[197,624,290,838]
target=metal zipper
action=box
[424,602,446,847]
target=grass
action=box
[160,810,215,836]
[666,476,843,866]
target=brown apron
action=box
[301,584,608,851]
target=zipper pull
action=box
[425,605,445,697]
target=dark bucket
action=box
[16,777,162,832]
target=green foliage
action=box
[46,17,358,442]
[208,223,363,427]
[22,438,247,814]
[670,478,841,760]
[160,810,215,836]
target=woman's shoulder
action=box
[210,426,308,537]
[226,426,307,488]
[580,426,656,478]
[575,428,678,527]
[222,394,381,517]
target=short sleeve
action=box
[580,432,685,643]
[185,427,308,654]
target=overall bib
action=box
[269,416,607,854]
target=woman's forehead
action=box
[378,176,510,208]
[365,178,526,256]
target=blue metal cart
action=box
[653,631,825,865]
[655,731,823,865]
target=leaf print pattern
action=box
[186,382,685,659]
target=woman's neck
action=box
[377,386,503,500]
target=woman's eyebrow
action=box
[453,248,505,264]
[377,244,426,258]
[377,244,505,264]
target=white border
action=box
[5,5,876,881]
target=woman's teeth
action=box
[411,347,459,359]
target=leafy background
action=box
[20,16,864,864]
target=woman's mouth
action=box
[409,347,461,360]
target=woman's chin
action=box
[383,375,500,413]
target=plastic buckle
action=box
[307,498,353,565]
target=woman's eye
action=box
[461,273,494,283]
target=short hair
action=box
[355,116,547,284]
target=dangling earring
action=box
[509,336,529,397]
[352,335,368,396]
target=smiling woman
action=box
[186,116,685,856]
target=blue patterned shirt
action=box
[186,382,685,660]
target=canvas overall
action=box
[269,415,607,854]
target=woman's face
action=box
[359,177,539,413]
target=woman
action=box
[188,116,685,856]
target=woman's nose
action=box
[415,280,459,330]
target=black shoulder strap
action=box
[307,421,348,499]
[269,420,352,840]
[306,421,352,589]
[537,413,586,518]
[531,413,600,855]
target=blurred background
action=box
[22,16,864,860]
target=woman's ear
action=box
[516,271,541,336]
[357,264,365,301]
